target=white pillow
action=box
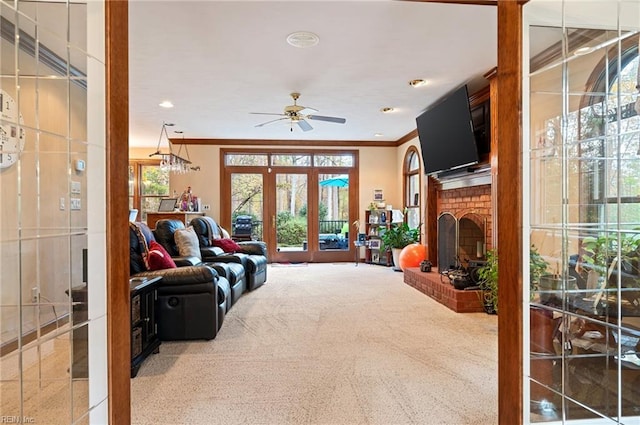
[174,226,202,259]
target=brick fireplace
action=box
[437,184,493,270]
[405,173,494,313]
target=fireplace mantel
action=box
[433,165,491,190]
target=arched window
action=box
[579,42,640,225]
[403,146,421,230]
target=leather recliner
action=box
[153,219,249,306]
[190,216,268,291]
[129,222,226,340]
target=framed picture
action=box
[369,239,381,250]
[372,252,380,263]
[373,189,384,202]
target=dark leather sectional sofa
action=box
[129,217,268,341]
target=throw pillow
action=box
[147,241,177,270]
[212,238,242,253]
[174,226,202,259]
[138,222,156,245]
[129,222,150,274]
[220,226,231,239]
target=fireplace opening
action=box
[437,212,486,273]
[437,212,457,273]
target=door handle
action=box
[272,215,276,227]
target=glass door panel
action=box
[318,173,349,251]
[275,173,308,253]
[230,173,264,241]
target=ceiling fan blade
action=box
[307,115,346,124]
[297,119,313,132]
[255,117,289,127]
[249,112,287,116]
[298,105,319,113]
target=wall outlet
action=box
[31,287,39,303]
[203,204,210,211]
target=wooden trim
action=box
[488,67,499,251]
[172,138,398,147]
[219,148,359,262]
[425,175,438,265]
[0,315,70,357]
[484,66,498,80]
[396,129,419,146]
[469,85,490,108]
[402,0,498,5]
[106,0,131,423]
[497,1,523,424]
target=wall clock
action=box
[0,89,26,169]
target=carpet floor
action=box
[131,263,498,425]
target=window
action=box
[129,160,170,222]
[404,147,421,230]
[528,26,640,422]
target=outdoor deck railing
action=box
[233,220,348,241]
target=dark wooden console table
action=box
[146,212,205,229]
[130,276,162,377]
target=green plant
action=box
[379,222,420,250]
[529,245,550,292]
[581,231,640,287]
[477,249,498,314]
[477,246,551,314]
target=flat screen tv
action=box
[416,85,479,175]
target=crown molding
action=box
[171,138,399,147]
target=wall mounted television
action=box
[416,85,479,175]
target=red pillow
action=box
[146,241,177,270]
[212,238,242,253]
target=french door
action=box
[222,150,358,263]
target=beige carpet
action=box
[131,263,498,425]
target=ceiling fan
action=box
[250,92,346,132]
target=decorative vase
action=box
[391,248,403,272]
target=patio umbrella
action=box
[319,175,349,187]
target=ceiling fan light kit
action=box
[251,92,346,132]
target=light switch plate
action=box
[71,181,81,194]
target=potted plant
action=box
[380,222,421,270]
[581,231,640,291]
[477,249,498,314]
[477,246,552,314]
[529,245,550,293]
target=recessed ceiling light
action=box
[286,31,320,48]
[380,107,394,113]
[374,133,384,137]
[409,79,427,87]
[159,100,174,108]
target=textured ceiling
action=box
[128,1,498,147]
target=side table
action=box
[130,275,162,377]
